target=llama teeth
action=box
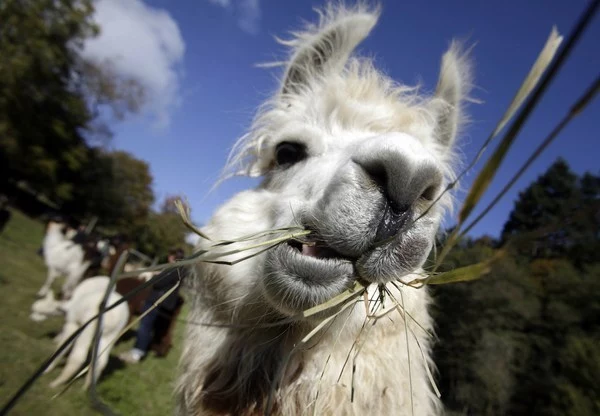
[301,244,319,256]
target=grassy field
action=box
[0,209,185,415]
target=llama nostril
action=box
[374,203,412,243]
[362,162,388,191]
[420,184,439,202]
[354,145,443,209]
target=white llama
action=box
[37,220,92,299]
[177,4,471,415]
[31,276,129,388]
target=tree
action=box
[63,149,154,244]
[135,196,191,258]
[0,0,95,201]
[501,159,600,264]
[507,259,600,416]
[432,244,535,416]
[433,159,600,415]
[570,172,600,266]
[0,0,144,203]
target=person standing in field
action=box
[119,248,186,363]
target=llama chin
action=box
[177,3,471,415]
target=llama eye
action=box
[274,142,307,167]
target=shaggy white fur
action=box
[33,276,129,389]
[30,290,64,322]
[37,221,91,299]
[177,4,471,415]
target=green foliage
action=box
[63,148,153,235]
[433,247,533,416]
[503,159,578,237]
[135,196,191,257]
[98,150,154,232]
[434,159,600,416]
[501,158,600,264]
[0,0,145,203]
[0,0,96,201]
[554,333,600,415]
[63,151,192,258]
[0,0,180,256]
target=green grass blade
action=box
[489,27,563,138]
[302,281,366,318]
[411,28,563,229]
[422,251,505,286]
[460,74,599,238]
[424,262,492,285]
[458,28,563,225]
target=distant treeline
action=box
[0,0,189,257]
[433,159,600,415]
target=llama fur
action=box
[37,221,92,299]
[31,276,129,389]
[177,4,472,415]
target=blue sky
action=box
[98,0,599,238]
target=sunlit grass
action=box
[0,210,185,415]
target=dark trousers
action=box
[134,298,160,353]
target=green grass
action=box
[0,209,185,415]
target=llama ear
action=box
[429,43,472,149]
[281,7,379,95]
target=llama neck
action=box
[198,324,299,416]
[43,227,66,250]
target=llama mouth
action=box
[285,239,354,262]
[264,242,356,316]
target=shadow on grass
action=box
[100,355,127,381]
[43,329,62,340]
[116,329,138,344]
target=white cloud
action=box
[238,0,260,35]
[208,0,231,7]
[82,0,185,129]
[208,0,261,34]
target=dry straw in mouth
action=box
[5,2,600,414]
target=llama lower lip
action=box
[283,242,353,267]
[263,243,356,315]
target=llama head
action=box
[45,220,67,236]
[203,4,471,318]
